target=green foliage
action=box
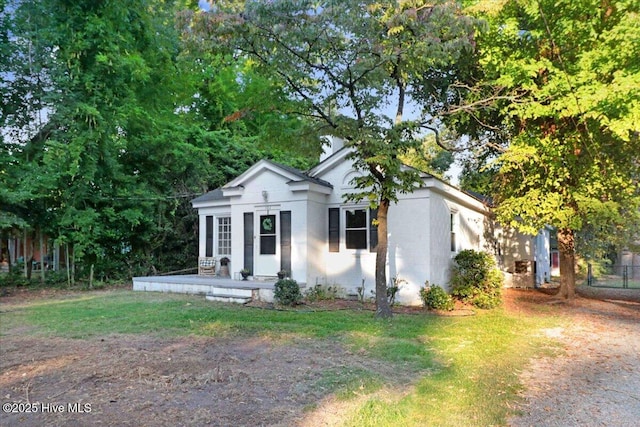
[0,268,71,288]
[419,283,455,311]
[458,0,640,297]
[43,270,69,287]
[450,250,503,309]
[399,135,455,180]
[356,280,369,304]
[274,278,302,306]
[305,284,342,302]
[386,277,406,305]
[457,151,500,197]
[0,268,30,287]
[1,0,320,283]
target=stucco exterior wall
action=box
[304,196,329,286]
[313,153,378,294]
[193,153,495,305]
[386,195,431,304]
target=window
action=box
[217,217,231,256]
[346,209,367,249]
[450,212,457,252]
[260,214,276,254]
[329,208,378,251]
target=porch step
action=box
[205,285,256,304]
[253,275,278,282]
[205,293,252,304]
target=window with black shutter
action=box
[329,207,379,251]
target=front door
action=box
[255,213,279,276]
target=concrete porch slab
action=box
[132,274,299,303]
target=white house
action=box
[494,224,555,288]
[191,139,496,305]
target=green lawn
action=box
[0,289,566,426]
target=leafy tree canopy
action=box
[463,0,640,298]
[1,0,318,281]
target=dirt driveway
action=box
[507,287,640,427]
[1,286,639,426]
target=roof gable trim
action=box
[225,159,333,190]
[224,160,300,188]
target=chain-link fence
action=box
[587,264,640,289]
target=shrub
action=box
[305,284,342,302]
[274,278,302,306]
[0,268,31,287]
[45,270,70,287]
[450,249,503,309]
[387,277,406,305]
[419,283,454,311]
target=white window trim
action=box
[216,215,232,257]
[343,206,370,252]
[450,210,458,254]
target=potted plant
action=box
[240,268,250,281]
[277,269,288,279]
[219,257,230,277]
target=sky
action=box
[198,0,210,12]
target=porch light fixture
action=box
[262,190,269,203]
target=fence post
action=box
[587,263,593,287]
[623,265,628,289]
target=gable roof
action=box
[190,188,227,205]
[463,189,493,206]
[308,146,490,212]
[192,159,334,206]
[191,149,491,212]
[270,160,334,188]
[223,158,333,190]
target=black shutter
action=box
[328,208,340,252]
[369,208,378,252]
[205,216,214,257]
[243,213,254,274]
[280,211,291,274]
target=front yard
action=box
[1,287,570,426]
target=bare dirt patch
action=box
[0,289,423,427]
[1,332,421,427]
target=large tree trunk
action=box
[375,198,393,319]
[557,227,576,299]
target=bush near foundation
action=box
[274,278,302,306]
[419,283,454,311]
[451,250,503,309]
